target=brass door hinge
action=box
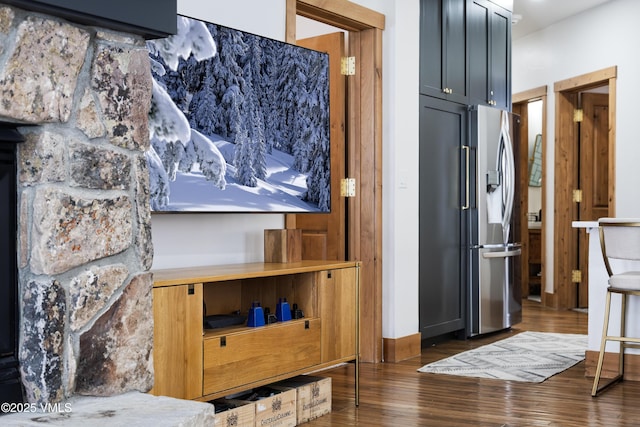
[572,189,583,203]
[341,56,356,76]
[574,109,584,122]
[571,270,582,283]
[340,178,356,197]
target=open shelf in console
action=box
[201,272,317,330]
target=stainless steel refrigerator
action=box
[467,104,522,337]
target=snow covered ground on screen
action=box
[165,137,320,212]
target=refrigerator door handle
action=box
[482,248,522,259]
[473,243,521,249]
[500,111,516,242]
[462,145,470,210]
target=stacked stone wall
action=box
[0,4,153,403]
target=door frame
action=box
[552,66,617,309]
[513,85,548,306]
[285,0,385,363]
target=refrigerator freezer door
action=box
[475,246,522,335]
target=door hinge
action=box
[571,269,582,283]
[572,189,583,203]
[573,109,584,122]
[341,56,356,76]
[340,178,356,197]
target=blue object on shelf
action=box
[276,297,292,322]
[247,302,265,327]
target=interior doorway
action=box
[513,86,547,306]
[552,67,616,310]
[285,0,385,363]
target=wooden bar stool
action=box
[592,218,640,397]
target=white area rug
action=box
[418,331,587,383]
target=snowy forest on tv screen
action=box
[146,16,331,212]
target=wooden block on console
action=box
[264,229,302,263]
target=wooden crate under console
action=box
[150,260,360,404]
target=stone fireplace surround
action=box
[0,3,213,424]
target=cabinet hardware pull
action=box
[305,320,310,329]
[220,336,226,347]
[188,284,194,295]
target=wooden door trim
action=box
[513,86,548,306]
[513,85,547,104]
[552,66,617,309]
[286,0,385,363]
[295,0,386,31]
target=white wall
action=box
[513,0,640,293]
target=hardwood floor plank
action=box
[306,300,640,426]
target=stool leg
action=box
[619,293,627,378]
[592,290,612,396]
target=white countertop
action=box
[572,220,598,229]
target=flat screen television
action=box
[146,15,331,213]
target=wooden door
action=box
[577,92,609,307]
[512,101,530,298]
[553,67,616,310]
[289,32,346,261]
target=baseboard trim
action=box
[543,292,556,309]
[585,350,640,381]
[383,333,421,363]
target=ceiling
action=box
[512,0,614,40]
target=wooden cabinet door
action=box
[420,0,468,104]
[468,0,511,110]
[443,0,468,103]
[151,283,203,399]
[318,268,357,362]
[468,0,490,106]
[419,96,467,339]
[420,0,444,97]
[489,3,511,110]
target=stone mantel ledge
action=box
[1,392,215,426]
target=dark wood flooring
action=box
[306,300,640,426]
